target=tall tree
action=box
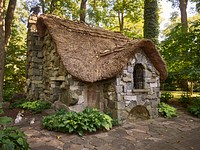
[143,0,159,43]
[88,0,144,37]
[80,0,87,22]
[168,0,188,32]
[0,0,6,102]
[161,16,200,93]
[179,0,188,32]
[3,0,28,101]
[0,0,17,102]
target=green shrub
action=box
[42,108,113,136]
[105,112,120,126]
[0,127,30,150]
[10,99,27,109]
[11,100,51,113]
[179,93,190,104]
[160,92,173,103]
[187,97,200,118]
[158,102,177,118]
[0,103,13,127]
[0,103,29,150]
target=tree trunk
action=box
[143,0,159,44]
[40,0,45,14]
[0,0,5,102]
[190,81,193,96]
[0,0,17,102]
[179,0,188,32]
[5,0,17,46]
[80,0,87,22]
[117,0,124,32]
[50,0,55,14]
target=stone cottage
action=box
[26,14,167,123]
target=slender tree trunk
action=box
[0,0,5,102]
[5,0,17,46]
[40,0,45,14]
[117,0,124,32]
[118,12,124,31]
[0,0,17,102]
[143,0,159,44]
[190,81,193,95]
[50,0,55,14]
[179,0,188,32]
[117,10,121,31]
[80,0,87,22]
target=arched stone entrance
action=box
[128,105,150,121]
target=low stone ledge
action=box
[50,76,65,81]
[132,89,149,93]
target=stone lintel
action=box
[132,89,149,93]
[50,76,65,81]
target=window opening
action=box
[134,64,144,89]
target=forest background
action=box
[0,0,199,102]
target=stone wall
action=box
[26,15,43,99]
[41,30,88,112]
[114,50,160,123]
[26,15,88,112]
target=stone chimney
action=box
[26,14,43,99]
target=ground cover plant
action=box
[160,92,174,103]
[10,100,51,113]
[187,97,200,118]
[42,108,113,136]
[0,103,29,150]
[158,102,177,118]
[179,93,191,104]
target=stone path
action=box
[16,108,200,150]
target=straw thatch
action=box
[36,15,167,82]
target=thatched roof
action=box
[36,14,167,82]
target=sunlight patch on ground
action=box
[161,91,200,99]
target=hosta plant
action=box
[42,108,113,136]
[158,102,177,118]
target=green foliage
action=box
[0,127,30,150]
[160,17,200,83]
[25,0,80,19]
[160,92,174,103]
[42,108,113,136]
[3,0,29,101]
[0,116,13,126]
[105,112,120,126]
[158,102,177,118]
[179,93,191,104]
[3,88,17,102]
[187,97,200,118]
[11,100,51,113]
[0,103,29,150]
[160,73,177,91]
[85,0,144,37]
[0,103,13,126]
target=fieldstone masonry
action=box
[26,14,161,123]
[115,50,160,123]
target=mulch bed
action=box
[1,108,33,119]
